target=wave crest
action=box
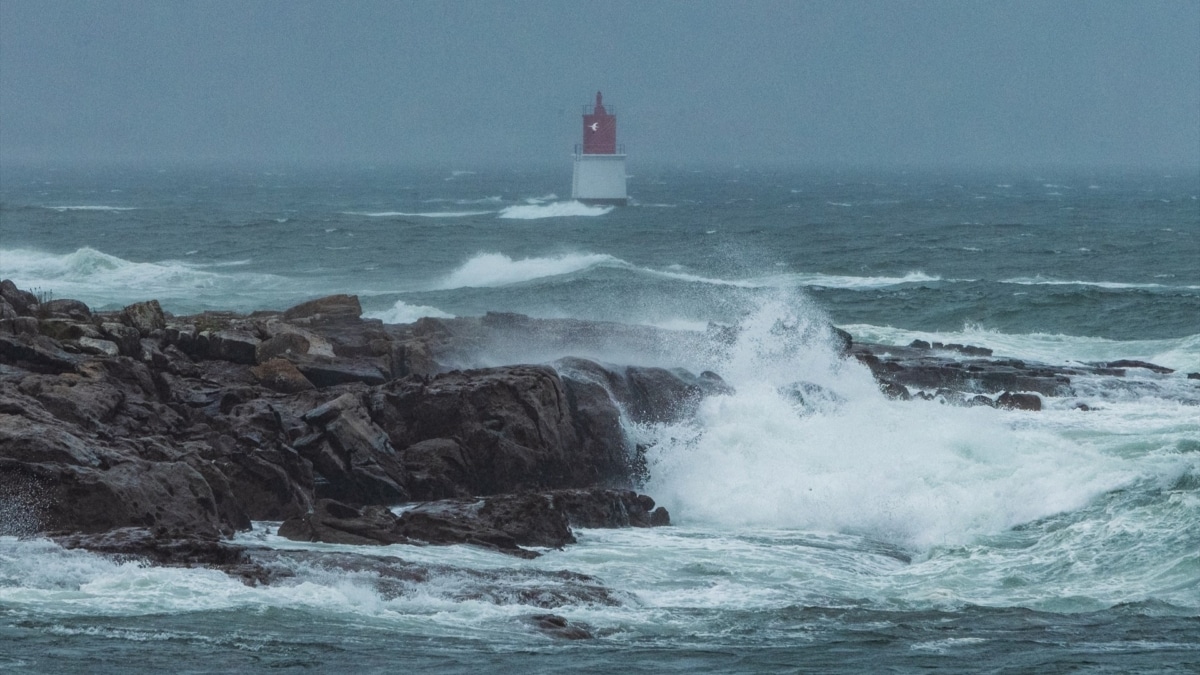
[498,201,613,219]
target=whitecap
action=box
[498,201,610,219]
[434,252,624,289]
[364,300,455,324]
[344,210,493,218]
[43,205,138,211]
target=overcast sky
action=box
[1,0,1197,168]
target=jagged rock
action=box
[526,614,593,640]
[400,438,473,499]
[40,298,92,321]
[0,280,38,316]
[38,319,99,341]
[290,354,389,388]
[299,392,408,504]
[879,381,912,400]
[77,337,120,357]
[101,322,143,357]
[967,394,998,408]
[0,458,228,536]
[0,334,81,373]
[278,498,410,546]
[555,357,732,425]
[370,365,630,498]
[282,294,362,324]
[202,329,261,364]
[250,358,315,393]
[1104,360,1174,374]
[120,299,166,335]
[256,331,311,362]
[996,391,1042,411]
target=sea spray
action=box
[642,292,1148,550]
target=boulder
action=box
[290,354,389,388]
[120,299,166,335]
[996,391,1042,411]
[370,365,631,498]
[250,358,315,393]
[202,329,261,364]
[282,294,362,324]
[0,280,38,316]
[298,392,408,504]
[1104,360,1174,374]
[40,298,92,321]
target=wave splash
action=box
[364,300,455,324]
[435,252,624,289]
[642,292,1157,550]
[498,201,613,219]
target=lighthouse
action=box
[571,91,628,206]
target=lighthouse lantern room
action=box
[571,91,627,206]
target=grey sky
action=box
[1,0,1197,168]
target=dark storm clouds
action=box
[1,0,1196,168]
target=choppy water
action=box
[1,164,1198,672]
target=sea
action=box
[0,164,1197,672]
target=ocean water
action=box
[1,164,1198,672]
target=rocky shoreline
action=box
[1,279,1189,635]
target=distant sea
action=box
[1,164,1198,672]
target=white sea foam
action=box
[642,294,1168,551]
[744,270,943,290]
[0,247,288,310]
[498,201,612,219]
[435,252,623,289]
[842,323,1200,373]
[43,205,138,211]
[344,210,494,218]
[364,299,455,324]
[1002,277,1200,291]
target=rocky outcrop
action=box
[278,488,670,557]
[1,282,705,552]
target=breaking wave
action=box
[365,299,455,324]
[435,252,624,289]
[345,210,494,218]
[497,201,613,219]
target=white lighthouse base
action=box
[572,154,627,206]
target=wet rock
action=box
[371,365,630,498]
[299,392,408,504]
[967,394,998,408]
[996,391,1042,411]
[278,498,410,546]
[555,357,732,425]
[101,322,143,357]
[909,339,931,349]
[1104,360,1174,375]
[290,354,389,388]
[1188,372,1200,380]
[878,381,912,400]
[526,614,593,640]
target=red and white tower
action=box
[571,91,627,205]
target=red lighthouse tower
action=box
[572,91,627,205]
[582,91,617,154]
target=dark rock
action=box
[291,354,388,388]
[77,337,120,357]
[40,298,92,321]
[370,365,631,498]
[909,340,931,349]
[283,294,363,324]
[38,318,99,342]
[120,300,166,335]
[831,327,853,354]
[400,438,473,500]
[100,322,143,357]
[967,394,998,408]
[1188,372,1200,380]
[996,391,1042,411]
[250,358,316,393]
[0,334,82,373]
[555,357,732,425]
[0,280,38,316]
[526,614,593,640]
[203,329,261,364]
[54,527,247,567]
[278,498,410,546]
[879,381,911,400]
[299,392,408,504]
[1104,360,1174,374]
[256,332,311,363]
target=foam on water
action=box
[0,247,288,309]
[42,205,139,212]
[497,201,613,219]
[842,323,1200,373]
[434,251,624,289]
[344,210,494,218]
[1002,276,1200,291]
[364,299,455,324]
[641,293,1181,551]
